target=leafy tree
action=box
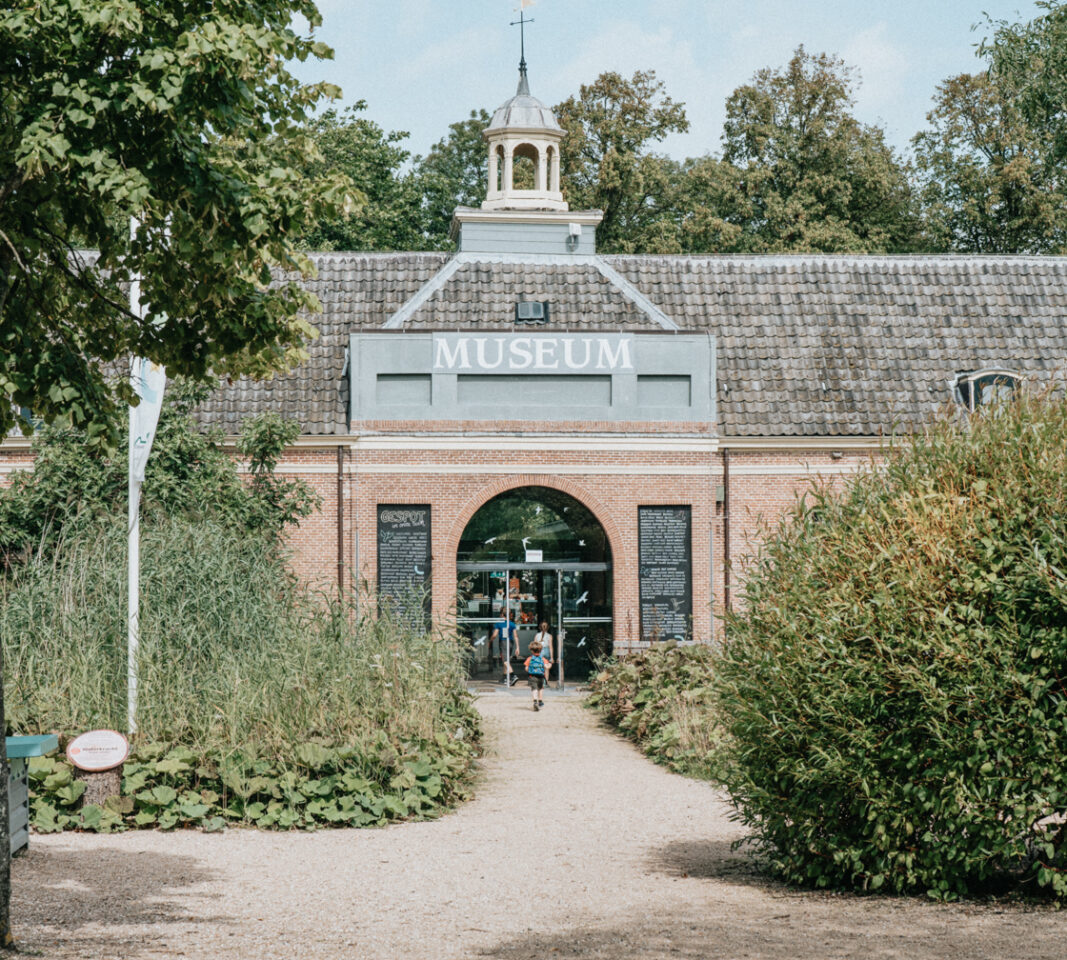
[673,156,746,254]
[414,109,491,249]
[300,105,426,251]
[0,384,318,568]
[0,3,345,937]
[554,70,689,253]
[982,1,1067,164]
[0,0,352,446]
[691,48,918,253]
[912,73,1065,253]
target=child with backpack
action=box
[525,640,547,711]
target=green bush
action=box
[587,643,720,779]
[2,518,480,831]
[713,393,1067,899]
[0,382,318,567]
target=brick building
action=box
[6,64,1067,681]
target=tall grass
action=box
[2,518,468,758]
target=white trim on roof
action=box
[592,258,678,331]
[381,256,465,329]
[379,251,683,332]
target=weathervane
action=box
[510,0,535,74]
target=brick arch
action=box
[444,475,623,567]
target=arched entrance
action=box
[456,486,613,685]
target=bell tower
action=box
[450,15,602,255]
[482,62,567,212]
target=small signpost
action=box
[66,730,129,773]
[67,729,129,807]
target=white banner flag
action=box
[129,357,166,483]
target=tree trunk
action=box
[0,640,12,950]
[76,768,121,807]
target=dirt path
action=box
[13,691,1067,959]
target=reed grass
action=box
[2,517,468,759]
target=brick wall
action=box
[0,435,882,651]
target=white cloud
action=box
[843,22,907,111]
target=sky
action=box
[291,0,1045,162]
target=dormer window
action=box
[515,300,550,324]
[954,369,1021,413]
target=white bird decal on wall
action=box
[577,636,587,647]
[485,537,497,544]
[576,591,588,605]
[522,536,532,548]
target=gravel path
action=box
[13,691,1067,959]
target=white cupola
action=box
[482,63,567,212]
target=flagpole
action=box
[128,459,140,734]
[128,218,141,735]
[126,218,167,736]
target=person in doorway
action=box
[493,611,519,686]
[525,640,547,710]
[534,621,554,689]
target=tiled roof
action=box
[606,255,1067,436]
[196,253,448,435]
[402,260,659,331]
[197,252,1067,438]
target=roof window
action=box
[954,369,1021,413]
[515,300,550,325]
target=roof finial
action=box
[510,0,535,94]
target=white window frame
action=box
[953,369,1023,413]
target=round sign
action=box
[66,729,129,772]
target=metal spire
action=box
[510,1,535,94]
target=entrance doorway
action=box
[456,487,613,684]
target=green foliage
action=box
[713,392,1067,899]
[913,71,1066,253]
[555,70,689,254]
[298,104,427,251]
[0,0,352,445]
[587,643,721,779]
[27,721,477,833]
[415,109,491,249]
[4,519,480,832]
[982,1,1067,165]
[0,383,317,565]
[695,47,918,254]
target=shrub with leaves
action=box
[587,643,721,779]
[0,382,318,567]
[713,393,1067,899]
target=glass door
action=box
[456,569,510,681]
[558,569,613,683]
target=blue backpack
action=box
[527,654,545,677]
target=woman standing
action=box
[534,621,554,691]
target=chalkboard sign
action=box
[377,505,431,623]
[639,506,692,642]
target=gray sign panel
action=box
[350,332,715,425]
[377,505,431,624]
[638,506,692,643]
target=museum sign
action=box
[432,334,635,374]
